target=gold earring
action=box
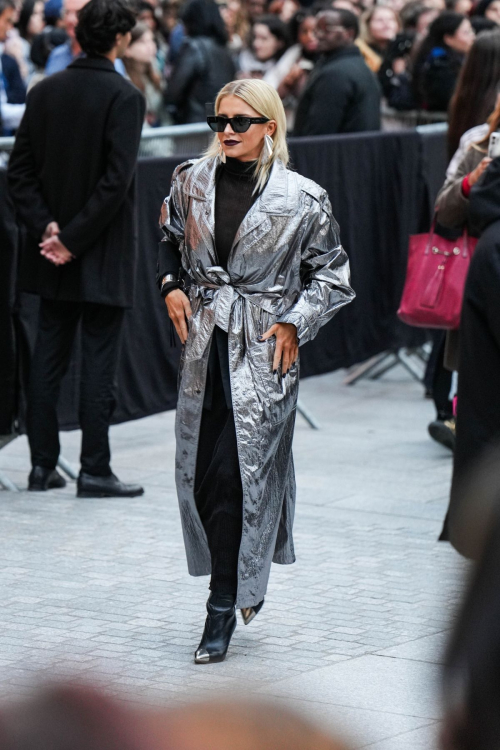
[218,142,226,164]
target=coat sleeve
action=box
[436,149,482,230]
[156,161,192,289]
[277,190,355,344]
[57,88,145,257]
[7,102,54,238]
[470,157,500,233]
[3,53,26,104]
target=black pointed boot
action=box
[241,598,264,625]
[194,592,237,664]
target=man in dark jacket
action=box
[8,0,146,497]
[0,0,26,134]
[294,9,381,136]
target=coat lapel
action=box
[183,158,218,265]
[230,160,296,256]
[183,157,297,268]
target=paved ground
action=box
[0,367,466,749]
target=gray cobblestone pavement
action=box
[0,369,466,749]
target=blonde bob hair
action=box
[203,79,289,194]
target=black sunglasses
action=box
[207,115,270,133]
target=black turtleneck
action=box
[214,156,259,270]
[157,157,259,296]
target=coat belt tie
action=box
[194,266,237,333]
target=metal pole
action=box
[297,398,320,430]
[396,350,425,382]
[57,456,78,480]
[0,471,18,492]
[344,353,392,385]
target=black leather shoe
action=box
[428,418,456,452]
[241,598,264,625]
[28,466,66,492]
[194,592,237,664]
[77,472,144,498]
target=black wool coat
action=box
[8,56,145,308]
[415,47,463,113]
[294,46,381,137]
[447,159,500,555]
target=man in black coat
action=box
[8,0,146,497]
[294,9,381,137]
[0,0,26,135]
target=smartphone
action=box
[298,59,314,71]
[488,131,500,159]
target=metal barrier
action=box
[416,121,448,135]
[0,114,448,159]
[0,136,14,153]
[0,122,214,160]
[139,122,212,157]
[381,106,447,131]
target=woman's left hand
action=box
[259,323,298,376]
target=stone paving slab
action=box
[0,368,467,748]
[259,654,442,719]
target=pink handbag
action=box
[398,221,477,330]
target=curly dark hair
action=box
[75,0,137,56]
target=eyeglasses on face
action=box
[207,115,270,133]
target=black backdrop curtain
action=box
[288,130,425,377]
[1,128,447,433]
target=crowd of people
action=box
[1,0,500,135]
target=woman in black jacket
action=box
[413,11,475,112]
[165,0,236,123]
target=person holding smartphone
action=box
[434,105,500,541]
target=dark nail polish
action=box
[258,336,263,341]
[273,369,277,374]
[283,372,287,378]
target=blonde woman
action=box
[356,5,400,72]
[157,79,355,664]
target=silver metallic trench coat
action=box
[160,156,355,608]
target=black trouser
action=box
[27,299,125,476]
[424,331,453,420]
[194,334,243,597]
[432,333,453,421]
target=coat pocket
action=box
[252,337,299,425]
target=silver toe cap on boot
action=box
[194,648,211,664]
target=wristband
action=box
[161,282,180,298]
[160,274,178,295]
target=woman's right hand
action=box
[165,289,192,345]
[468,157,492,188]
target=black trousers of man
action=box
[27,298,125,476]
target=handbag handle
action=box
[425,212,469,259]
[424,213,438,256]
